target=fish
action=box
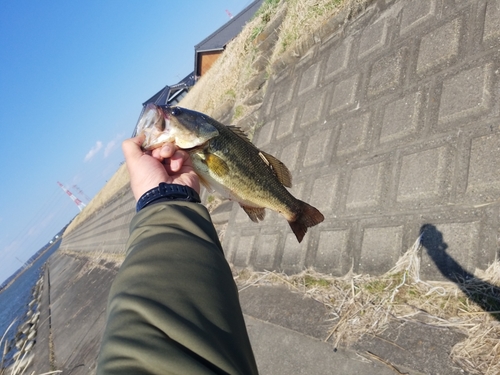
[135,104,324,243]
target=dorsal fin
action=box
[258,151,292,188]
[226,125,252,143]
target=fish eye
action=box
[170,107,182,116]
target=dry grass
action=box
[269,0,343,59]
[179,9,264,117]
[2,364,61,375]
[180,0,370,123]
[234,238,500,375]
[0,321,16,371]
[1,317,62,375]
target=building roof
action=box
[142,72,196,107]
[195,0,264,54]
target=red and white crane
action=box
[57,181,86,212]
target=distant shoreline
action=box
[0,238,62,294]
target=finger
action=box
[159,142,177,159]
[122,135,146,162]
[151,147,163,160]
[168,150,190,173]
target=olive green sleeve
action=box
[96,202,258,375]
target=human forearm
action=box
[97,202,258,375]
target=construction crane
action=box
[57,182,86,212]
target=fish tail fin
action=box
[288,201,324,243]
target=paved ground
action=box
[28,252,469,374]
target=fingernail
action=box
[161,143,174,155]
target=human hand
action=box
[122,135,200,201]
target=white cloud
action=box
[84,141,103,162]
[104,140,116,158]
[104,132,126,158]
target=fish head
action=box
[135,104,219,150]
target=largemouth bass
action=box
[135,104,324,243]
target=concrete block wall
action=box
[59,188,135,255]
[223,0,500,280]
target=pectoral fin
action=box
[204,153,230,178]
[240,205,266,222]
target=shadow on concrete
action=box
[420,224,500,321]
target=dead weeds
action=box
[234,237,500,375]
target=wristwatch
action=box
[136,183,201,212]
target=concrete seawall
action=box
[222,0,500,280]
[60,187,135,255]
[31,250,470,375]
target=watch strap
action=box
[136,183,201,212]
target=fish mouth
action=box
[156,105,172,121]
[135,104,164,131]
[157,105,181,118]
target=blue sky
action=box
[0,0,253,283]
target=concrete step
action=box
[239,284,469,375]
[246,315,401,375]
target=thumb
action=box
[122,135,146,162]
